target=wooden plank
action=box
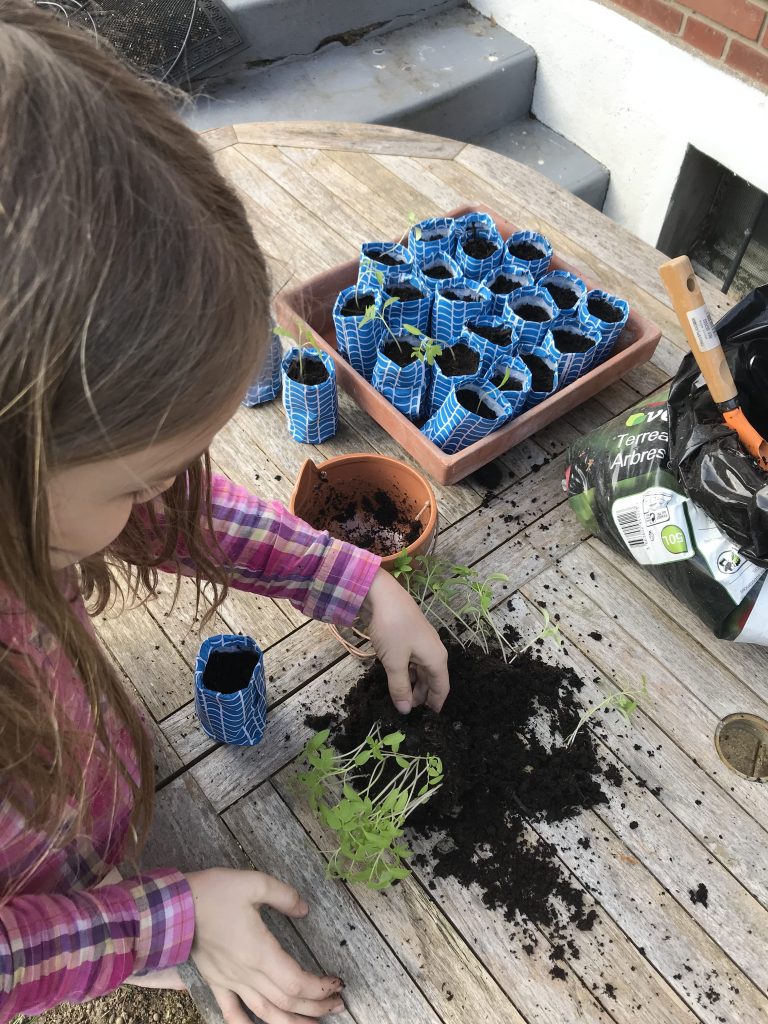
[199,124,236,152]
[234,120,465,158]
[618,359,670,397]
[596,379,643,416]
[325,150,442,229]
[224,783,444,1024]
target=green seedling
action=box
[497,367,512,389]
[401,324,442,366]
[407,210,423,243]
[565,675,650,748]
[273,323,321,380]
[299,724,443,889]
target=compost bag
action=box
[565,394,768,643]
[668,284,768,563]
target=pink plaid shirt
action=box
[0,475,381,1021]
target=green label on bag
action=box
[661,525,688,554]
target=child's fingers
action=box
[250,923,344,1002]
[249,974,345,1018]
[382,658,415,713]
[251,873,309,918]
[212,985,257,1024]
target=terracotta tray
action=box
[274,204,662,485]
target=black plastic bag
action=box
[668,285,768,565]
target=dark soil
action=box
[492,371,524,392]
[522,353,555,392]
[436,343,480,377]
[545,283,578,310]
[423,263,454,280]
[423,230,450,242]
[513,303,551,323]
[467,322,514,346]
[553,328,594,354]
[462,236,499,259]
[441,288,480,302]
[287,356,329,385]
[387,284,425,302]
[313,484,421,556]
[489,275,524,295]
[323,638,611,953]
[508,240,545,262]
[203,649,259,694]
[340,294,375,317]
[587,296,623,323]
[383,340,414,367]
[367,250,406,267]
[456,388,497,419]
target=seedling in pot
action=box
[565,675,650,747]
[401,323,442,366]
[274,324,326,384]
[298,724,442,889]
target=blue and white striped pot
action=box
[485,354,532,417]
[577,289,630,363]
[422,380,513,454]
[504,285,557,348]
[432,278,492,343]
[550,316,602,388]
[243,326,282,406]
[371,336,428,420]
[460,314,519,373]
[427,334,486,416]
[419,254,461,293]
[359,241,414,288]
[539,269,587,316]
[481,265,535,318]
[503,230,553,281]
[408,216,455,263]
[194,634,267,746]
[381,271,432,336]
[332,285,384,379]
[454,213,504,281]
[281,347,338,443]
[519,331,561,409]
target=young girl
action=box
[0,4,449,1023]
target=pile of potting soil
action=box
[310,635,617,965]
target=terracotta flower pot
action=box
[289,452,437,571]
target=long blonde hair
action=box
[0,0,270,854]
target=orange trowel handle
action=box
[659,255,768,468]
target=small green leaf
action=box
[383,296,399,310]
[402,323,422,336]
[354,750,373,766]
[383,730,406,751]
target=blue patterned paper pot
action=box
[195,634,267,746]
[578,289,630,362]
[503,230,553,281]
[460,314,519,373]
[550,316,602,388]
[419,254,461,293]
[371,336,428,420]
[519,331,560,409]
[539,269,587,316]
[243,325,282,406]
[332,285,384,379]
[485,354,532,417]
[427,334,485,416]
[281,347,338,443]
[422,380,513,455]
[359,241,413,288]
[505,285,557,348]
[482,265,535,318]
[432,277,492,343]
[408,216,455,263]
[381,271,432,336]
[454,212,504,281]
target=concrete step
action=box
[473,117,610,211]
[221,0,462,67]
[184,5,536,137]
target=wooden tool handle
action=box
[658,255,737,406]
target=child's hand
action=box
[360,568,450,714]
[187,868,345,1023]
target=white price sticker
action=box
[687,305,720,352]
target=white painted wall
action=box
[470,0,768,245]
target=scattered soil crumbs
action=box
[319,638,614,961]
[456,388,497,420]
[286,356,328,386]
[470,461,503,491]
[521,353,555,392]
[16,985,201,1024]
[339,293,375,317]
[513,303,551,323]
[508,240,545,262]
[689,882,709,908]
[435,343,480,377]
[587,296,623,323]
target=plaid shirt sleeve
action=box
[0,870,194,1022]
[176,475,382,626]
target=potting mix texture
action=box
[311,635,618,969]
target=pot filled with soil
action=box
[243,322,282,407]
[289,452,437,570]
[359,240,413,286]
[519,331,561,408]
[461,314,519,370]
[506,285,557,348]
[419,254,461,292]
[422,380,513,454]
[381,271,432,336]
[454,211,504,281]
[486,353,532,416]
[371,335,430,420]
[539,269,587,315]
[503,229,553,281]
[332,285,384,381]
[578,289,630,360]
[281,346,338,443]
[194,633,267,746]
[408,216,455,263]
[427,335,485,416]
[432,277,492,343]
[482,265,534,318]
[551,317,602,388]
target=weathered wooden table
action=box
[99,122,768,1024]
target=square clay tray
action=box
[274,204,662,485]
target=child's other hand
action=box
[360,568,450,714]
[187,868,345,1023]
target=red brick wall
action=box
[602,0,768,88]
